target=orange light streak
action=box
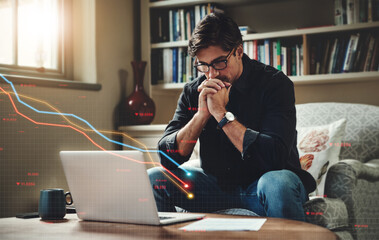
[0,88,190,192]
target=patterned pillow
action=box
[297,118,347,197]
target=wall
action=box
[0,0,135,218]
[295,81,379,105]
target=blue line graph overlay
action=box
[0,74,190,175]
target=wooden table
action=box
[0,213,337,240]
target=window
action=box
[0,0,71,80]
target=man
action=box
[148,12,316,221]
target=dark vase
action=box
[124,61,155,125]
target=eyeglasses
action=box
[194,48,235,73]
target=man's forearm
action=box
[214,112,246,153]
[176,113,208,157]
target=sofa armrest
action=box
[325,159,379,240]
[325,159,379,199]
[331,159,379,181]
[303,197,349,230]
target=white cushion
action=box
[297,118,347,197]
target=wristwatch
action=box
[218,112,235,129]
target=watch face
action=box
[225,112,235,121]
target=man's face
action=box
[195,45,243,84]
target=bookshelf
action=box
[142,0,379,92]
[140,0,379,123]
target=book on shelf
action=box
[253,40,258,60]
[296,44,301,76]
[286,47,292,76]
[152,47,197,85]
[248,41,254,61]
[335,0,347,25]
[168,9,173,42]
[151,3,224,43]
[270,41,278,68]
[179,9,185,41]
[276,39,282,71]
[352,32,366,71]
[151,49,164,85]
[174,9,180,41]
[342,33,360,72]
[360,0,368,22]
[363,35,376,71]
[309,32,379,75]
[328,38,339,73]
[239,26,248,35]
[177,48,183,83]
[172,48,178,83]
[334,36,349,73]
[291,47,297,76]
[243,38,303,76]
[264,40,271,66]
[335,0,379,25]
[239,26,256,36]
[282,46,287,75]
[346,0,356,24]
[366,0,379,21]
[319,39,329,74]
[163,48,173,84]
[151,10,169,43]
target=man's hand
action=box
[196,87,216,121]
[207,86,231,121]
[196,78,230,121]
[176,79,228,157]
[198,78,231,93]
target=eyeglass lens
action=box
[195,49,234,73]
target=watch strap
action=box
[218,116,229,129]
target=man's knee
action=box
[147,167,167,183]
[257,170,302,196]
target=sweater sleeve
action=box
[242,72,297,173]
[158,84,197,169]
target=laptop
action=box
[59,150,205,225]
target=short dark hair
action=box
[188,12,242,58]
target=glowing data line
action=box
[0,86,191,191]
[0,86,152,164]
[0,74,189,175]
[2,91,190,189]
[0,75,192,190]
[3,91,157,166]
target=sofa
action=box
[299,102,379,240]
[181,102,379,240]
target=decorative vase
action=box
[124,61,155,125]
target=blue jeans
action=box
[148,167,309,221]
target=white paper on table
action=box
[179,218,267,231]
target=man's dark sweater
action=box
[158,54,316,194]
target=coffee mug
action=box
[38,188,73,220]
